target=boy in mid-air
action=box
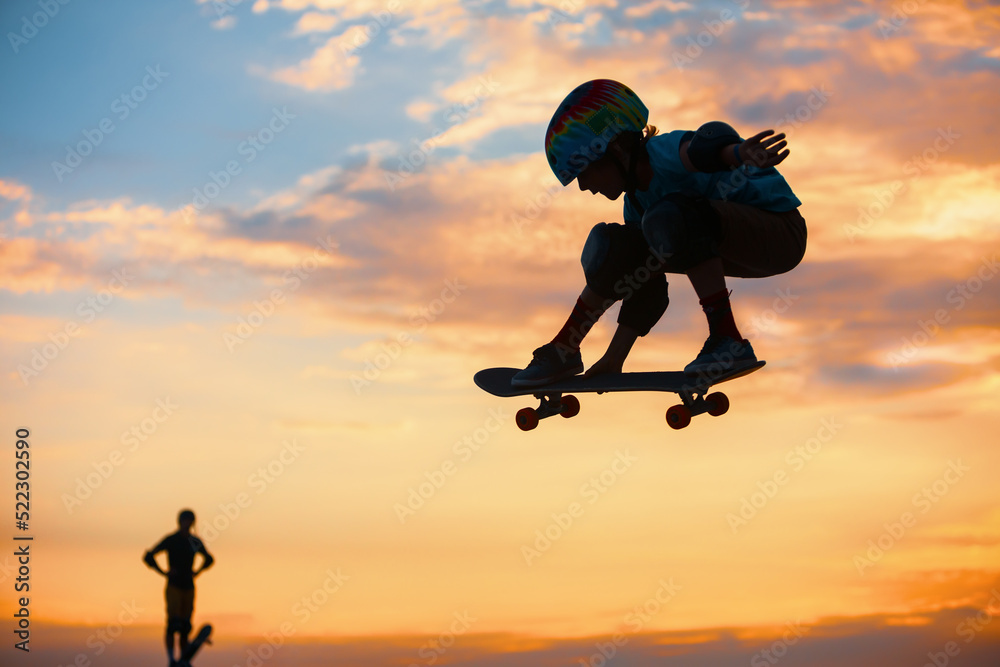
[513,79,805,386]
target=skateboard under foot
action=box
[474,361,765,431]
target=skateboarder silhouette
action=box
[512,79,805,388]
[143,509,214,666]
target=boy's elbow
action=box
[688,121,742,172]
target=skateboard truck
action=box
[666,381,730,430]
[515,382,730,432]
[516,392,580,431]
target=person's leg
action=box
[165,584,178,663]
[549,285,610,354]
[639,195,806,375]
[686,202,807,374]
[178,588,195,657]
[513,223,651,386]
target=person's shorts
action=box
[165,584,194,621]
[709,200,807,278]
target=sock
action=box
[551,297,601,353]
[699,289,742,341]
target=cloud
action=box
[266,30,362,91]
[292,11,339,34]
[24,605,1000,666]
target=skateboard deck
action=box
[179,623,212,666]
[474,361,765,431]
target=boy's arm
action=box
[194,542,215,576]
[681,123,788,172]
[143,539,168,576]
[584,323,640,378]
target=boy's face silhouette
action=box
[577,158,623,200]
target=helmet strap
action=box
[610,134,641,195]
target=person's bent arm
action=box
[584,323,640,378]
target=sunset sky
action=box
[2,0,1000,665]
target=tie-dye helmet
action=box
[544,79,649,186]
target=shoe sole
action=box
[683,357,758,377]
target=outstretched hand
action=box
[738,129,789,168]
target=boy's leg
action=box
[639,196,806,375]
[689,202,806,374]
[513,223,662,386]
[684,257,756,376]
[165,584,181,663]
[178,588,195,656]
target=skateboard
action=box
[178,623,212,666]
[474,361,765,431]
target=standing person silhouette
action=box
[143,509,214,666]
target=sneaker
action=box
[683,335,757,378]
[511,342,584,387]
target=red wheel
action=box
[665,404,691,430]
[706,392,730,417]
[516,407,539,431]
[560,395,581,419]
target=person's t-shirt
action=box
[149,531,207,590]
[623,130,801,226]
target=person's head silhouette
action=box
[178,509,195,533]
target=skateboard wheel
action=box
[560,395,581,419]
[706,392,730,417]
[516,407,539,431]
[665,404,691,430]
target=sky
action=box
[2,0,1000,665]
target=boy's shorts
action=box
[709,200,807,278]
[165,584,194,622]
